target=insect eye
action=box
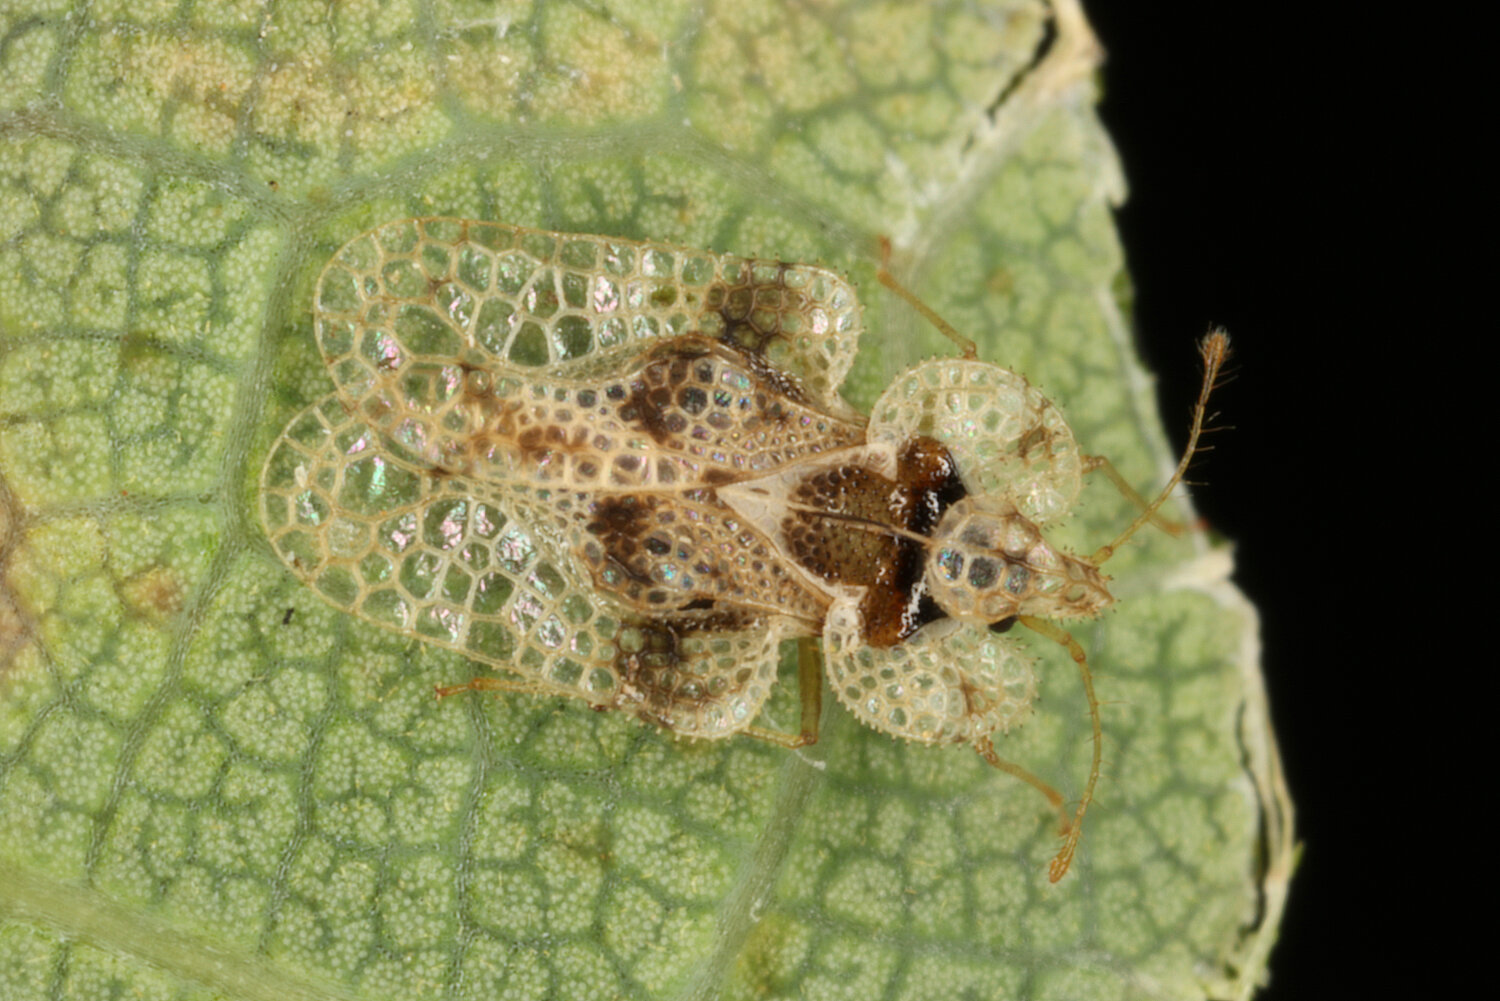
[967,557,999,589]
[987,616,1017,634]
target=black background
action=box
[1087,4,1388,999]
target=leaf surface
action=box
[0,2,1292,999]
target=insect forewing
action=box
[259,393,625,705]
[612,611,793,738]
[260,394,797,737]
[311,218,867,473]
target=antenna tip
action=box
[1199,328,1231,368]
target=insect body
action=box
[260,218,1224,881]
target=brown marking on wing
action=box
[1016,423,1049,462]
[620,381,675,445]
[640,334,716,364]
[613,339,718,445]
[579,487,829,626]
[712,261,793,354]
[475,387,608,478]
[457,334,857,489]
[458,360,493,401]
[585,495,657,590]
[614,609,763,729]
[699,263,821,406]
[515,422,598,461]
[736,343,809,407]
[621,336,811,453]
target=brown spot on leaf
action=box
[0,495,35,676]
[121,566,185,624]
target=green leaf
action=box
[0,2,1292,999]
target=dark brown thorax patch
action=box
[783,435,966,647]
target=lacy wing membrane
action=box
[260,393,798,737]
[310,218,867,474]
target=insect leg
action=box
[1090,330,1230,565]
[434,676,562,699]
[1017,614,1102,883]
[875,236,978,359]
[972,735,1069,829]
[743,636,823,749]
